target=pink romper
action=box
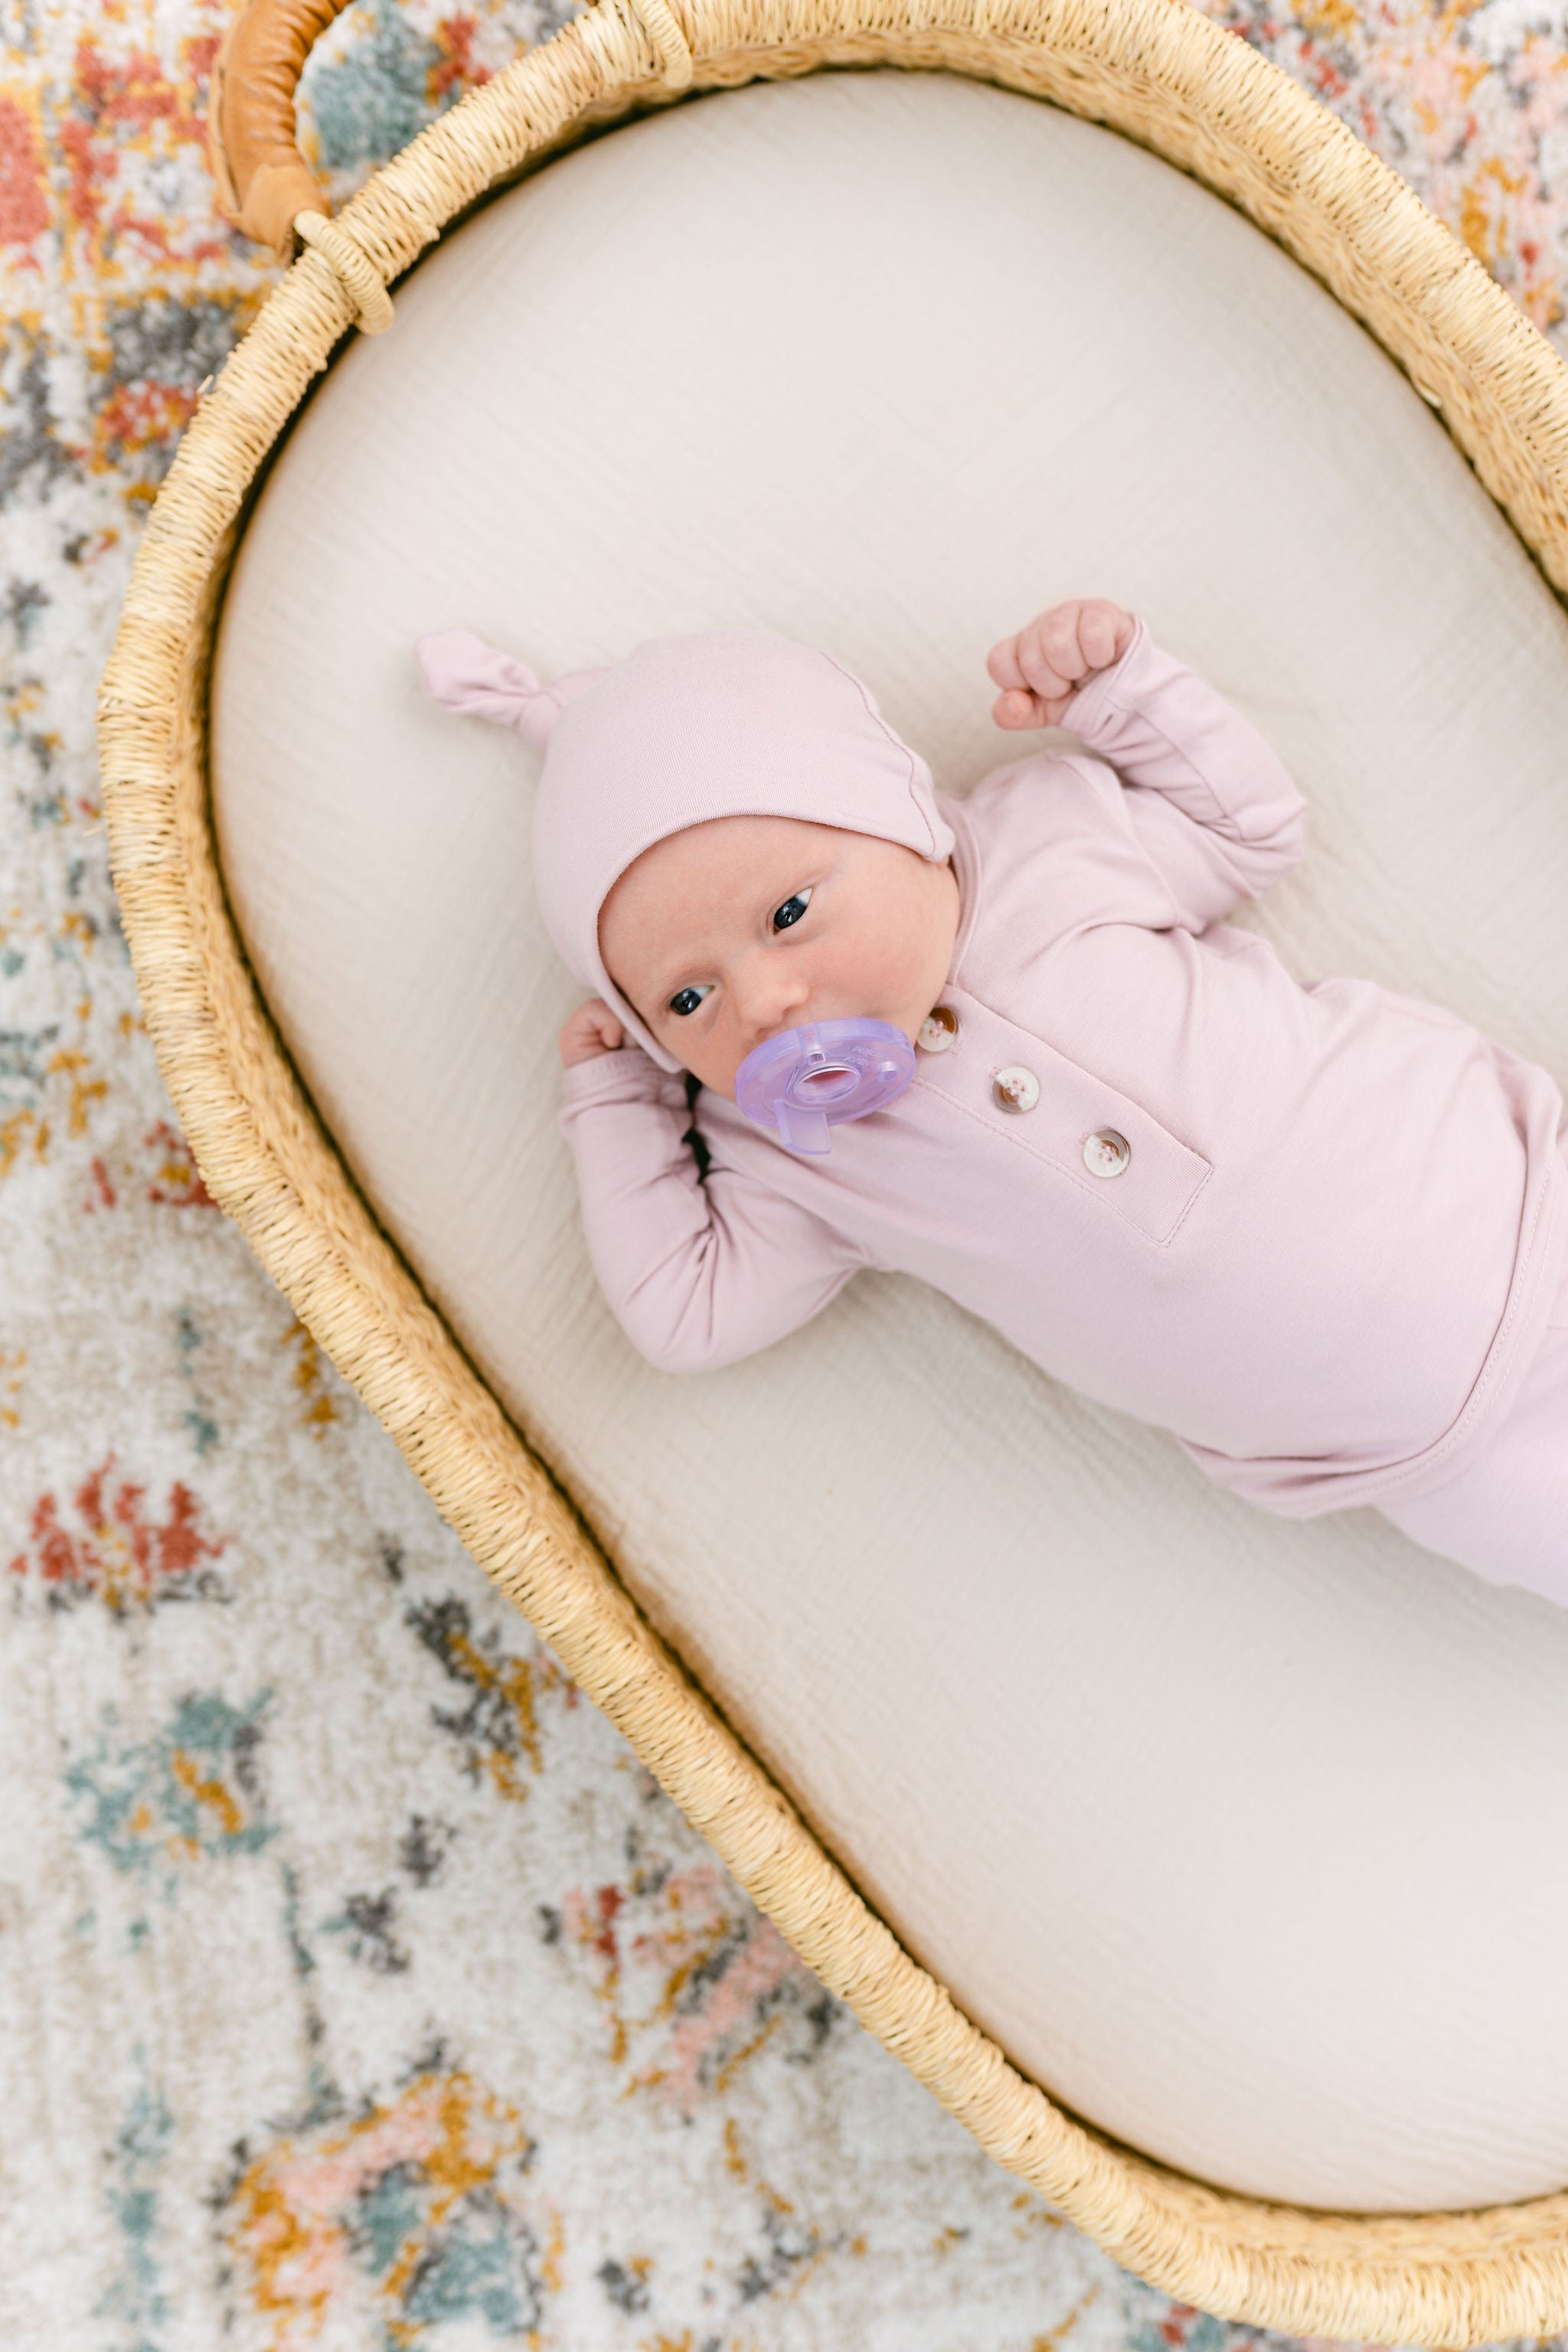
[559,625,1568,1598]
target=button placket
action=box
[910,987,1211,1244]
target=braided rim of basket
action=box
[98,0,1568,2335]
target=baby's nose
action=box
[740,960,811,1040]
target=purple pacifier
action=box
[735,1017,916,1156]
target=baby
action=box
[416,601,1568,1602]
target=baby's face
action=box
[599,814,962,1099]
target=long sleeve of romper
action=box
[558,1047,871,1374]
[1057,619,1309,930]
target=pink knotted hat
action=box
[414,625,956,1072]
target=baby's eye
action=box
[668,984,713,1018]
[773,887,813,933]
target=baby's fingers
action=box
[985,635,1027,694]
[1076,599,1128,671]
[991,685,1044,730]
[1019,607,1094,701]
[590,1003,626,1052]
[987,616,1074,697]
[560,997,626,1067]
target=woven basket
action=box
[96,0,1568,2337]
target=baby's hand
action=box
[986,597,1137,729]
[560,998,627,1067]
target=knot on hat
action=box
[413,629,604,749]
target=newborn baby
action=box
[417,601,1568,1601]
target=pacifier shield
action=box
[735,1017,916,1155]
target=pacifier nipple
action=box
[735,1018,916,1155]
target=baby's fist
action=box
[987,598,1136,730]
[560,998,627,1067]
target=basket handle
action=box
[207,0,357,259]
[209,0,694,261]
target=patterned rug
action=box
[5,1,1568,2344]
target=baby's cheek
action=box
[843,929,913,1014]
[671,1018,742,1100]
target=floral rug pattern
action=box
[5,0,1568,2342]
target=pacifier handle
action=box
[774,1099,833,1155]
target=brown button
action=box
[917,1004,959,1054]
[993,1064,1040,1113]
[1083,1128,1131,1178]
